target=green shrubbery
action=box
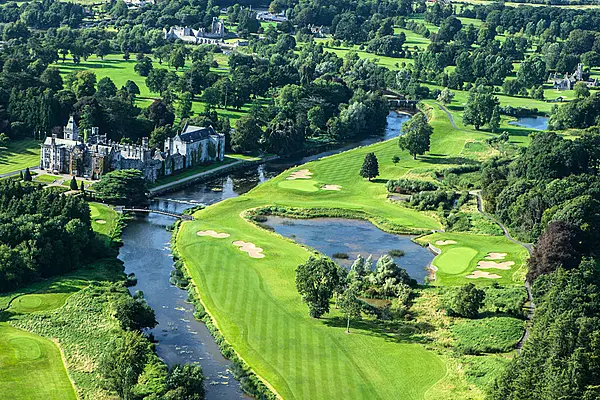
[385,178,438,194]
[409,190,456,211]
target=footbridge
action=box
[119,207,194,220]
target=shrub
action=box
[386,178,438,194]
[410,190,456,210]
[444,283,486,318]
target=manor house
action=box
[164,18,228,45]
[40,117,225,182]
[549,63,599,91]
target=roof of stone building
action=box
[177,125,219,143]
[42,136,79,147]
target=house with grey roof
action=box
[164,124,225,169]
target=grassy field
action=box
[0,139,39,176]
[0,324,77,400]
[418,232,529,286]
[175,102,528,399]
[149,155,240,187]
[89,201,117,238]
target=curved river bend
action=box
[118,111,423,399]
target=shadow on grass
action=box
[322,315,436,344]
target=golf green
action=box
[277,179,319,192]
[434,247,478,274]
[0,324,76,400]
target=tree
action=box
[69,176,78,190]
[23,167,32,182]
[392,155,400,165]
[94,169,148,206]
[96,77,117,98]
[40,68,63,91]
[178,92,193,119]
[339,285,362,333]
[114,296,157,331]
[295,256,342,318]
[489,105,501,133]
[445,283,485,318]
[169,48,185,71]
[437,87,454,104]
[70,70,96,98]
[231,115,262,153]
[124,80,140,97]
[99,331,150,400]
[527,221,584,282]
[164,364,205,400]
[145,99,175,128]
[398,112,432,159]
[359,152,379,181]
[574,81,590,98]
[134,56,153,77]
[462,90,499,130]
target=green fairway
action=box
[0,139,39,176]
[174,101,530,398]
[418,232,529,286]
[89,202,117,237]
[0,324,77,400]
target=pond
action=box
[508,116,548,130]
[263,216,434,284]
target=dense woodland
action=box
[0,181,101,291]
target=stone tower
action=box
[64,116,79,141]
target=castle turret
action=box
[64,116,79,141]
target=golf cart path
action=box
[470,190,534,354]
[437,103,457,129]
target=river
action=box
[117,111,413,399]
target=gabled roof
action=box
[177,124,218,143]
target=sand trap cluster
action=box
[435,240,457,246]
[232,240,265,258]
[321,184,342,191]
[197,230,230,239]
[95,220,106,224]
[477,261,514,270]
[466,270,501,279]
[485,252,507,260]
[286,169,313,180]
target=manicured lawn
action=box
[89,202,117,239]
[417,232,529,286]
[175,102,528,398]
[0,139,39,176]
[0,324,77,400]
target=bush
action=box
[386,178,438,194]
[410,190,456,211]
[443,283,485,318]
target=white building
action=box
[164,124,225,168]
[164,18,227,44]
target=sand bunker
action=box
[485,252,507,260]
[286,169,313,180]
[466,270,501,279]
[477,261,515,270]
[435,240,457,246]
[95,220,106,224]
[232,240,265,258]
[197,230,230,239]
[321,184,342,191]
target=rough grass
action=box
[451,317,524,354]
[0,324,77,400]
[0,139,39,175]
[418,232,528,286]
[175,103,527,398]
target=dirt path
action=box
[469,190,534,354]
[436,103,458,129]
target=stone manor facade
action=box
[40,117,225,182]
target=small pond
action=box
[508,116,548,130]
[263,216,434,284]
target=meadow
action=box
[175,101,529,399]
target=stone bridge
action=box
[118,207,194,220]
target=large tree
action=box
[398,112,432,159]
[231,115,262,153]
[359,152,379,180]
[94,169,148,206]
[296,256,342,318]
